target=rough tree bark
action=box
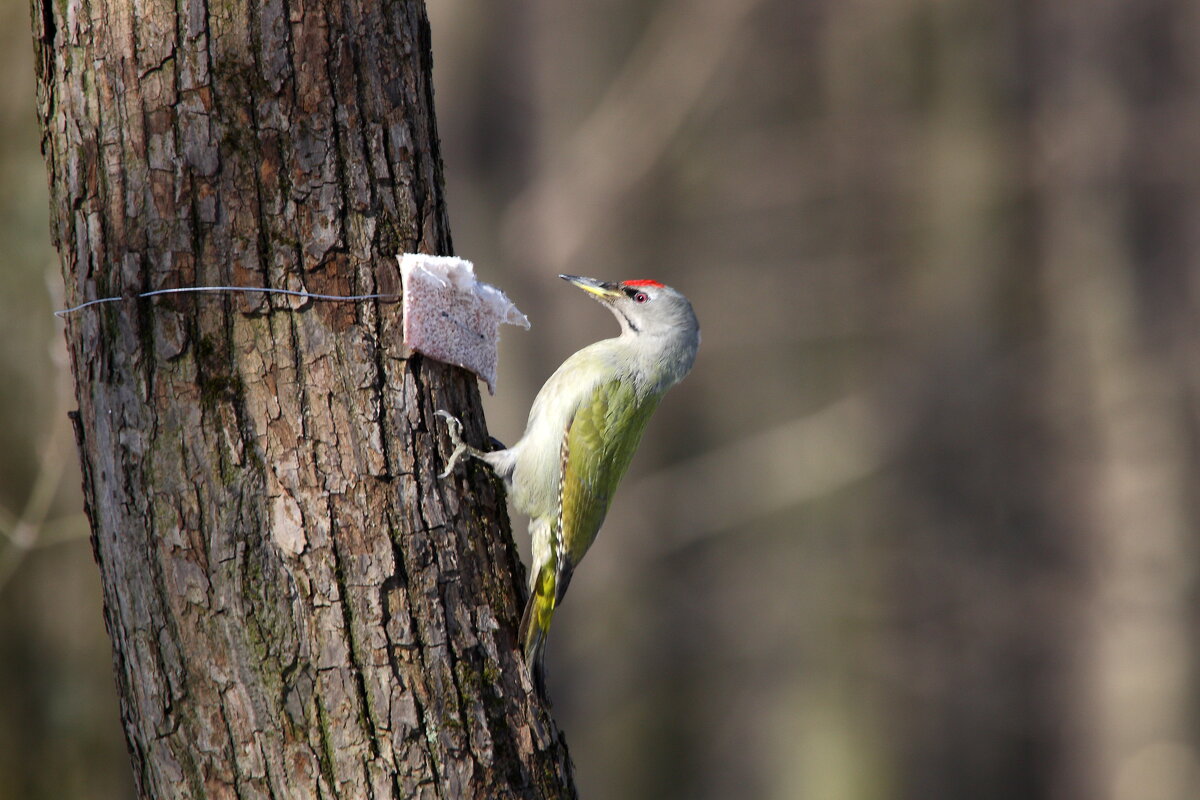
[31,1,576,797]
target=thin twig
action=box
[0,393,81,596]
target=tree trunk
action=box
[31,1,575,797]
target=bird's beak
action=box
[560,274,621,301]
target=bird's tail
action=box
[518,563,557,697]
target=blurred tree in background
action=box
[4,1,1198,799]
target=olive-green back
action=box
[558,379,662,568]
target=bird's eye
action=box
[633,292,649,304]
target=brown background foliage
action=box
[3,1,1197,799]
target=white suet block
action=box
[399,253,530,394]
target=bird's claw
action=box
[435,410,468,478]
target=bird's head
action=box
[560,274,700,347]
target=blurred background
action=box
[3,0,1199,798]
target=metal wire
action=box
[55,285,400,318]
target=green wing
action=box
[554,379,661,601]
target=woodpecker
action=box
[437,274,700,693]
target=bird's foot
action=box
[435,410,487,478]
